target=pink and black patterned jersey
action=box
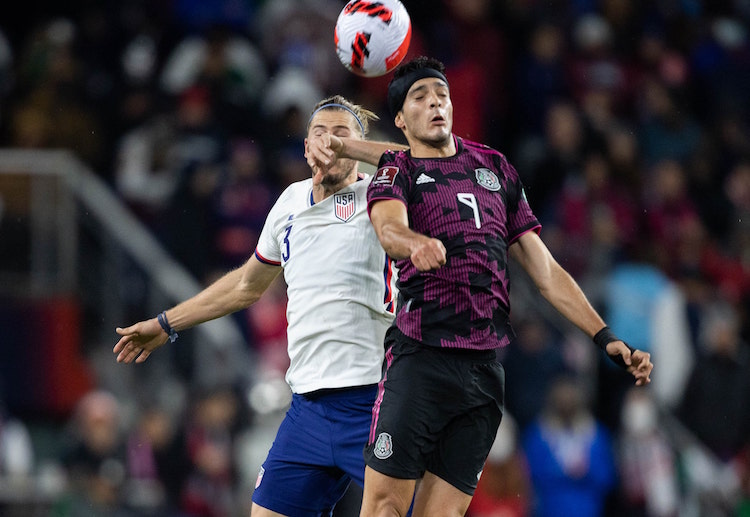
[367,136,541,350]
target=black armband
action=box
[593,326,635,370]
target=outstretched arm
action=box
[113,255,281,363]
[306,134,408,169]
[509,231,653,386]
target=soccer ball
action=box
[334,0,412,77]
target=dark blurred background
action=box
[0,1,748,516]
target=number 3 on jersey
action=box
[457,193,481,228]
[282,224,292,261]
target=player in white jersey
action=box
[113,95,405,516]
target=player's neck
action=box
[407,136,456,159]
[311,172,358,203]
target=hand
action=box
[113,319,168,363]
[410,237,447,271]
[305,133,344,183]
[606,341,653,386]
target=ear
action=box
[394,113,405,130]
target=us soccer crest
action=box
[475,167,501,191]
[373,432,393,459]
[334,192,356,222]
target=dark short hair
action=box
[387,56,449,117]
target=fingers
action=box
[113,323,160,364]
[306,135,336,167]
[311,164,325,186]
[411,239,446,271]
[630,350,653,386]
[115,343,136,363]
[115,342,151,364]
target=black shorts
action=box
[364,330,505,495]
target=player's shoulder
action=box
[380,147,409,165]
[266,178,311,218]
[279,177,313,200]
[461,137,519,179]
[461,137,506,160]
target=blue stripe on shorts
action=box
[252,384,377,516]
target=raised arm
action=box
[113,255,281,363]
[509,231,653,386]
[369,199,446,271]
[306,134,408,168]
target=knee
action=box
[360,486,413,517]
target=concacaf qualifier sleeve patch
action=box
[373,166,399,186]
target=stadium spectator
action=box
[125,403,190,515]
[500,317,569,432]
[467,412,531,517]
[513,21,569,135]
[59,390,129,516]
[613,387,679,517]
[522,375,617,517]
[159,24,267,134]
[677,300,750,462]
[179,386,241,517]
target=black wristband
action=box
[594,326,636,370]
[593,326,618,351]
[157,311,179,343]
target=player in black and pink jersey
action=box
[306,56,653,517]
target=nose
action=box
[428,90,441,108]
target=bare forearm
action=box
[164,268,262,331]
[340,138,407,166]
[376,219,428,259]
[511,232,605,337]
[539,264,606,338]
[370,199,446,270]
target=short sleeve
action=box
[367,151,410,214]
[254,190,288,265]
[502,155,541,243]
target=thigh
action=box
[364,346,455,480]
[325,385,378,488]
[412,471,472,517]
[252,395,350,516]
[428,360,505,495]
[360,466,416,517]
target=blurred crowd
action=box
[0,0,749,516]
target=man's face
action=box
[305,109,361,187]
[396,78,453,146]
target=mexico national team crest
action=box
[334,192,356,222]
[475,168,501,191]
[374,432,393,459]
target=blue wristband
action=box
[157,311,178,343]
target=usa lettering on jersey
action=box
[334,192,356,222]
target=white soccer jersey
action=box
[255,175,397,394]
